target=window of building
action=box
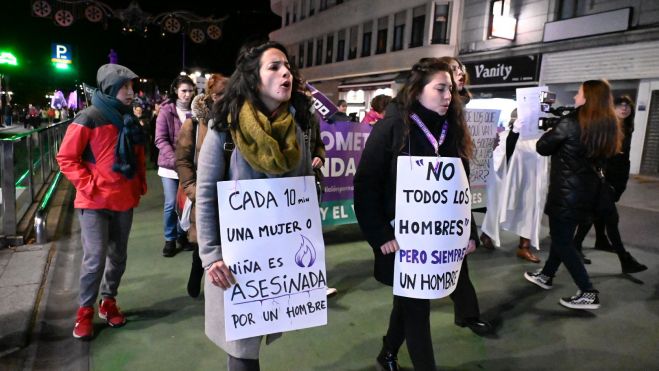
[298,43,305,68]
[431,2,450,44]
[309,0,315,16]
[306,40,314,67]
[285,8,290,26]
[376,16,388,54]
[293,1,297,23]
[410,5,426,48]
[392,10,406,51]
[316,38,323,65]
[361,20,373,57]
[488,0,507,38]
[320,0,328,11]
[348,25,358,60]
[325,34,334,64]
[558,0,587,19]
[288,45,296,69]
[337,29,346,62]
[301,0,307,20]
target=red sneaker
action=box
[73,306,94,340]
[98,297,127,327]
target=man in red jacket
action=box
[57,63,147,340]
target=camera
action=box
[537,91,575,130]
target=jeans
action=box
[161,176,183,241]
[542,216,594,291]
[78,209,133,307]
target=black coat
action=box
[605,116,633,200]
[536,110,601,222]
[354,102,477,286]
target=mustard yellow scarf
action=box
[229,102,300,174]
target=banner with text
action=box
[218,176,327,341]
[394,157,471,299]
[465,109,500,209]
[319,118,371,226]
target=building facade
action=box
[269,0,464,120]
[459,0,659,175]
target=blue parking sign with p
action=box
[51,43,72,64]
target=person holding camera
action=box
[572,95,647,273]
[524,80,622,309]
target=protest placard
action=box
[217,176,327,341]
[465,108,500,209]
[394,157,471,299]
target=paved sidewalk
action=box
[1,174,657,370]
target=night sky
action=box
[1,0,280,104]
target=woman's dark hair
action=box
[437,56,472,103]
[578,80,622,159]
[395,57,474,159]
[167,75,195,102]
[370,94,392,114]
[213,40,312,131]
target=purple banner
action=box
[319,116,372,225]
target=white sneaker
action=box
[326,287,337,297]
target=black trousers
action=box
[385,296,436,371]
[574,206,626,256]
[450,257,480,321]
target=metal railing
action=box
[1,120,71,246]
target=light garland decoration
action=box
[31,0,228,43]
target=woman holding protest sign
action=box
[195,41,315,371]
[525,80,621,309]
[354,58,479,371]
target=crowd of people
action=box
[54,39,647,371]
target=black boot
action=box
[619,252,648,274]
[178,235,194,251]
[162,240,177,257]
[187,247,204,298]
[376,336,399,371]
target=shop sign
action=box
[464,55,540,86]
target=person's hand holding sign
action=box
[380,239,400,255]
[208,260,236,289]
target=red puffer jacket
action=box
[57,106,147,211]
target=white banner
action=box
[217,176,327,341]
[465,108,500,209]
[394,157,471,299]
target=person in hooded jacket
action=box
[57,63,147,340]
[525,79,622,310]
[195,41,315,371]
[175,73,228,298]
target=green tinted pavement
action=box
[88,170,659,370]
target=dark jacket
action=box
[354,101,477,286]
[605,117,633,200]
[536,109,601,221]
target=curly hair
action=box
[395,57,473,159]
[212,40,313,132]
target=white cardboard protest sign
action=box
[394,157,471,299]
[217,176,327,341]
[465,109,500,209]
